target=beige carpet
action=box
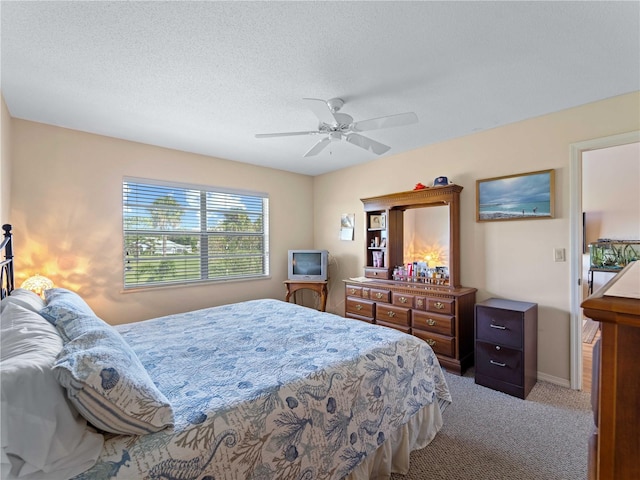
[392,369,591,480]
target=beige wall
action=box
[314,92,640,384]
[582,142,640,294]
[1,95,11,224]
[7,91,640,384]
[10,120,315,324]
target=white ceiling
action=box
[2,1,639,176]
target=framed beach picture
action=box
[476,169,555,222]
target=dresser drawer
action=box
[376,320,411,334]
[414,296,427,311]
[392,292,414,307]
[426,297,454,315]
[413,310,455,336]
[345,285,362,298]
[376,303,411,327]
[364,267,390,280]
[476,306,523,348]
[475,341,523,386]
[346,297,375,319]
[412,330,455,357]
[370,288,391,303]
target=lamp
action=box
[21,274,54,299]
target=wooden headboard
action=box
[1,224,15,299]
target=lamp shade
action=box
[21,274,54,299]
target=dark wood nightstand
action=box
[475,298,538,399]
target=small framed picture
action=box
[369,214,386,229]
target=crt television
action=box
[287,250,329,281]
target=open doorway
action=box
[569,133,640,391]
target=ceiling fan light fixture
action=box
[255,97,417,157]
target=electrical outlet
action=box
[554,248,565,262]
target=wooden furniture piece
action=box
[581,261,640,480]
[474,298,538,399]
[284,280,328,312]
[344,185,477,375]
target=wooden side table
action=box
[284,280,328,312]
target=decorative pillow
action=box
[50,310,174,435]
[0,288,46,315]
[39,288,97,326]
[0,303,103,480]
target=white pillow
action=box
[0,289,45,316]
[0,303,104,480]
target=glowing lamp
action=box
[21,274,54,299]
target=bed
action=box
[0,224,451,480]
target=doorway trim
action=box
[569,130,640,390]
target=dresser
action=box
[344,280,476,375]
[581,261,640,480]
[474,298,538,399]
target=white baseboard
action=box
[537,371,571,389]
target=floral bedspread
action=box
[73,299,450,480]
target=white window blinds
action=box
[123,178,269,288]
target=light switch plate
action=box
[554,248,566,262]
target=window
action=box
[123,178,269,289]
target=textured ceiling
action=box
[2,1,639,176]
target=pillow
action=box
[0,288,46,315]
[0,302,104,480]
[39,288,97,326]
[50,310,174,435]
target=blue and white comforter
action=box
[74,299,450,480]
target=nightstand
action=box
[475,298,538,399]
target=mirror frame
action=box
[361,185,462,288]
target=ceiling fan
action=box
[255,98,418,157]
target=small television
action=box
[288,250,329,281]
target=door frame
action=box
[569,130,640,390]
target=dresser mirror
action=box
[403,205,450,269]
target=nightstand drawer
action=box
[476,306,523,348]
[376,304,411,327]
[346,297,374,318]
[475,341,523,386]
[412,310,455,336]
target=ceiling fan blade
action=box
[304,137,332,157]
[255,130,319,138]
[302,98,339,125]
[351,112,418,132]
[346,133,391,155]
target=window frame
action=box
[122,177,270,290]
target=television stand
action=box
[284,280,328,312]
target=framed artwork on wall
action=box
[476,169,555,222]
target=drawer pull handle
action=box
[434,302,444,310]
[427,318,437,326]
[387,311,396,318]
[375,292,383,299]
[373,272,378,275]
[417,300,423,307]
[350,288,356,294]
[490,360,506,367]
[355,304,362,311]
[426,339,436,347]
[399,296,407,303]
[490,324,506,330]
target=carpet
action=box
[391,368,591,480]
[582,318,600,343]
